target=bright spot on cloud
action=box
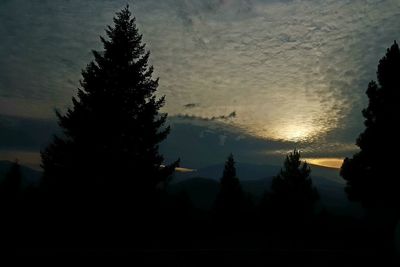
[259,116,325,142]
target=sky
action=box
[1,0,400,170]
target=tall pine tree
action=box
[0,160,22,205]
[340,41,400,253]
[214,154,246,227]
[41,6,178,203]
[341,41,400,207]
[0,160,23,244]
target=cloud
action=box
[165,115,357,168]
[164,116,297,167]
[138,0,399,145]
[0,115,58,151]
[0,0,399,161]
[211,111,237,120]
[183,103,198,108]
[218,134,228,146]
[0,112,357,170]
[175,110,236,122]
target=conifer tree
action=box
[0,160,22,203]
[340,41,400,253]
[0,160,23,246]
[214,154,246,225]
[267,150,318,224]
[41,6,178,202]
[341,41,400,208]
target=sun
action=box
[279,125,315,142]
[255,121,321,142]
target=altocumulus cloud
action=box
[1,0,400,165]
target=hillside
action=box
[170,163,363,216]
[174,162,281,182]
[0,160,42,187]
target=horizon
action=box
[0,154,343,174]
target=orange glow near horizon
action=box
[175,167,197,173]
[303,158,344,169]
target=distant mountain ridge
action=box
[171,162,362,216]
[174,161,345,184]
[0,160,362,217]
[0,160,42,187]
[174,162,281,182]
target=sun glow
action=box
[253,119,324,142]
[275,124,317,142]
[175,167,197,173]
[303,158,344,169]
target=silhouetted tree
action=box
[214,154,247,229]
[0,160,23,245]
[40,6,178,240]
[264,150,319,232]
[341,41,400,255]
[341,42,400,205]
[0,160,22,204]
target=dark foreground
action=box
[16,247,395,266]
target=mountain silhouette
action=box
[174,162,280,181]
[170,162,362,216]
[0,160,41,187]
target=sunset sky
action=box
[1,0,400,169]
